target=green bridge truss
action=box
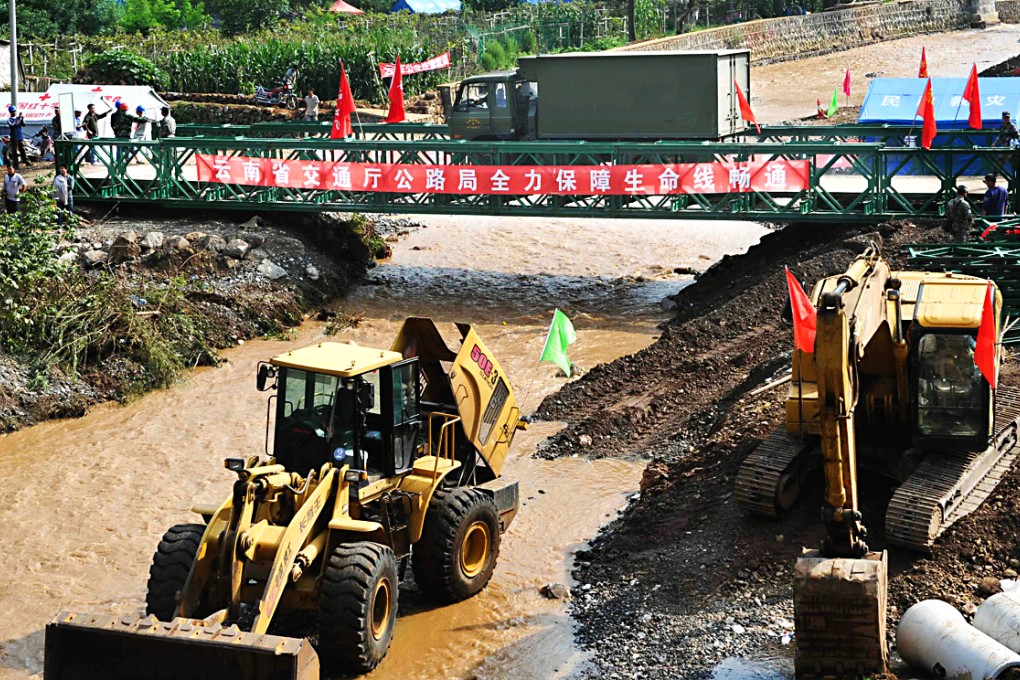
[58,123,1017,222]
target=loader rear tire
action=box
[145,523,205,621]
[318,542,398,673]
[412,488,500,603]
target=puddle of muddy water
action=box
[0,215,765,680]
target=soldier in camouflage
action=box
[993,112,1020,148]
[944,185,974,241]
[110,102,149,163]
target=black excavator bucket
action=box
[44,611,320,680]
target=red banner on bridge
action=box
[378,52,451,79]
[196,154,809,196]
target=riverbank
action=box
[0,206,415,433]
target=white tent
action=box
[44,84,171,140]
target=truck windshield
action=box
[916,334,984,438]
[455,83,489,112]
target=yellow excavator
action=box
[45,318,527,680]
[736,248,1020,677]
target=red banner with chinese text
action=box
[378,52,451,79]
[196,154,810,196]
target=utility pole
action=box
[9,0,17,107]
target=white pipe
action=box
[975,591,1020,653]
[897,599,1020,680]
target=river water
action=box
[0,215,765,679]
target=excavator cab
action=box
[913,332,990,444]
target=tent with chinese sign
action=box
[857,77,1020,173]
[389,0,460,13]
[329,0,364,12]
[44,84,171,140]
[0,92,59,137]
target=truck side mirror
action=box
[256,363,277,391]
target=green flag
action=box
[826,87,838,118]
[539,309,577,377]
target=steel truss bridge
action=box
[56,121,1017,223]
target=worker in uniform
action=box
[111,102,148,163]
[993,111,1020,148]
[6,105,31,169]
[944,185,973,241]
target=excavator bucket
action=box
[44,611,320,680]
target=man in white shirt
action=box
[53,164,74,224]
[304,89,320,122]
[4,163,26,213]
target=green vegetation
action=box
[85,49,170,89]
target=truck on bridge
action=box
[446,50,751,142]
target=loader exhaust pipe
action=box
[45,611,319,680]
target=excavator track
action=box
[885,386,1020,551]
[736,427,815,518]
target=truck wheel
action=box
[145,523,205,621]
[413,488,500,603]
[318,542,399,673]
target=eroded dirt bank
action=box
[533,219,1020,679]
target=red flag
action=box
[330,60,356,140]
[843,67,851,97]
[734,79,760,133]
[916,78,937,150]
[785,268,817,353]
[975,281,998,389]
[964,64,983,131]
[385,55,405,124]
[919,47,929,78]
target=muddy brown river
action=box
[0,215,764,679]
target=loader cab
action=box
[267,343,422,479]
[447,72,536,141]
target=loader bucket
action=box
[44,611,320,680]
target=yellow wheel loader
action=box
[45,318,527,679]
[735,248,1020,678]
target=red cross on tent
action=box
[92,86,103,92]
[39,93,51,101]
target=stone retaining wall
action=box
[997,0,1020,21]
[615,0,971,63]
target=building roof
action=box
[329,0,364,12]
[271,342,402,377]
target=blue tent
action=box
[857,77,1020,175]
[389,0,459,12]
[858,77,1020,129]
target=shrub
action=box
[521,30,537,53]
[85,48,170,89]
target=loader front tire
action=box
[318,542,398,673]
[413,488,500,603]
[145,523,205,621]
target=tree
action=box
[120,0,210,33]
[205,0,288,34]
[0,0,121,38]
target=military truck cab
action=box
[447,71,537,141]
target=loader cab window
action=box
[275,368,341,473]
[455,83,489,112]
[916,334,984,438]
[390,360,421,474]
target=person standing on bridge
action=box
[944,185,973,240]
[83,103,110,165]
[993,112,1020,148]
[4,163,27,214]
[983,174,1010,218]
[157,107,176,139]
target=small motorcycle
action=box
[254,82,299,110]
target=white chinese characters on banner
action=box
[197,155,810,196]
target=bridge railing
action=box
[56,135,1018,221]
[174,121,450,141]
